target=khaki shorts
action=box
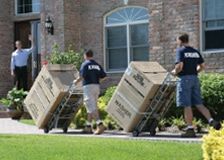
[83,84,100,113]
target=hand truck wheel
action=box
[63,127,68,133]
[44,127,49,134]
[149,130,156,136]
[132,130,139,137]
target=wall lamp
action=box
[45,16,54,35]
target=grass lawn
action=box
[0,135,202,160]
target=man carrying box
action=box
[74,50,107,135]
[172,33,221,138]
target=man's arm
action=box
[10,54,15,76]
[172,48,184,76]
[24,35,34,54]
[171,62,183,76]
[197,63,205,73]
[100,77,108,83]
[73,75,83,85]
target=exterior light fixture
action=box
[45,16,54,35]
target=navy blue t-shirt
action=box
[175,46,204,76]
[80,59,107,86]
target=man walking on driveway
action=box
[74,50,107,135]
[11,35,34,91]
[172,33,221,137]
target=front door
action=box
[14,20,41,89]
[31,20,41,81]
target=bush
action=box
[200,73,224,120]
[98,86,119,129]
[72,73,224,130]
[202,124,224,160]
[170,116,186,130]
[72,106,87,129]
[166,73,224,121]
[0,88,28,111]
[47,44,83,70]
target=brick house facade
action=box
[0,0,224,97]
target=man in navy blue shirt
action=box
[172,33,221,137]
[74,50,107,134]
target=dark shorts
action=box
[176,75,203,107]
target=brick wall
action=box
[149,0,224,73]
[148,0,200,71]
[78,0,148,66]
[40,0,65,59]
[38,0,224,88]
[0,0,14,97]
[64,0,81,51]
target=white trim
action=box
[106,70,125,74]
[14,0,17,15]
[199,0,203,53]
[202,49,224,55]
[104,6,149,25]
[124,0,129,5]
[127,24,130,65]
[105,20,149,27]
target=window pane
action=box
[107,49,127,70]
[106,7,149,24]
[25,0,32,13]
[17,0,24,13]
[206,20,224,29]
[130,47,149,61]
[204,0,224,20]
[32,0,40,12]
[16,0,40,14]
[205,30,224,50]
[131,24,148,46]
[106,26,127,48]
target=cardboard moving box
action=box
[106,62,167,132]
[24,64,81,129]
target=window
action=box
[16,0,40,14]
[202,0,224,51]
[105,7,149,72]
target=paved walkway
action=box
[0,118,203,142]
[0,118,43,134]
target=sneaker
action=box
[94,123,105,135]
[181,128,196,138]
[82,125,93,134]
[209,120,221,130]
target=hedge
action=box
[72,73,224,129]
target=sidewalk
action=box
[0,118,203,142]
[0,118,43,134]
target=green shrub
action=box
[72,73,224,130]
[72,106,87,129]
[170,116,186,130]
[200,73,224,120]
[47,44,83,70]
[98,86,119,129]
[166,73,224,121]
[0,88,27,111]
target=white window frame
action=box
[200,0,224,54]
[15,0,40,15]
[104,6,149,73]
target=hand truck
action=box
[132,73,176,137]
[43,84,83,133]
